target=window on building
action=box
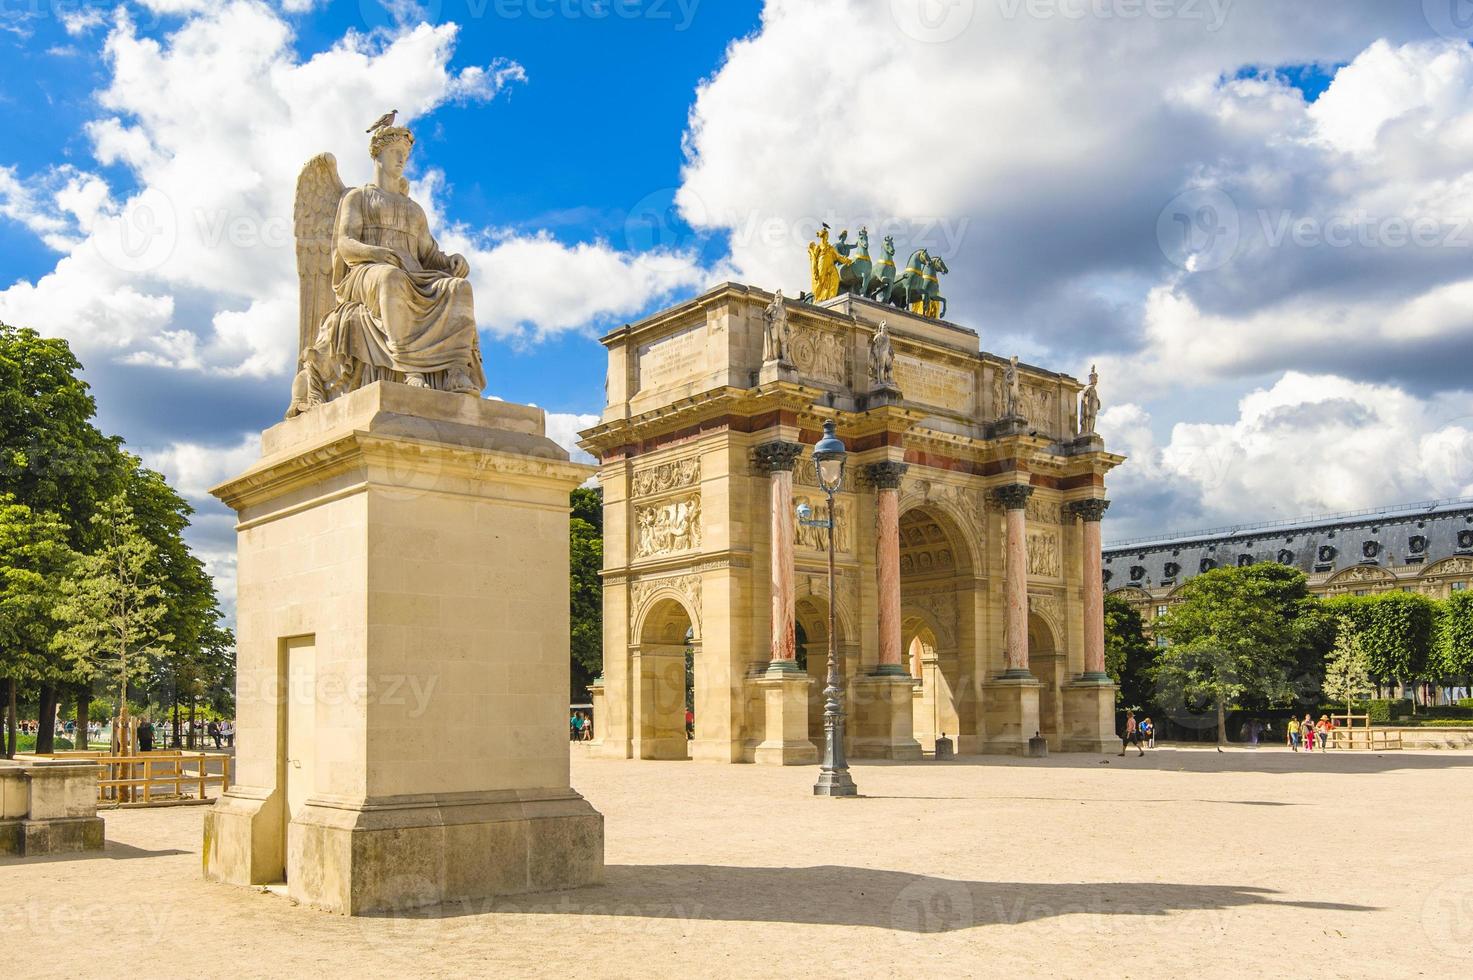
[1354,589,1369,596]
[1454,581,1468,592]
[1156,605,1168,618]
[1155,636,1169,649]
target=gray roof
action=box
[1102,497,1473,590]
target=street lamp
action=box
[799,418,857,797]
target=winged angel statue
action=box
[286,125,486,418]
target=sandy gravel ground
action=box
[7,746,1473,978]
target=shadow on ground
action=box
[0,840,188,866]
[376,865,1376,933]
[892,746,1473,775]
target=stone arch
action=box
[631,579,702,645]
[794,590,858,744]
[896,486,981,574]
[898,502,974,750]
[1028,611,1064,745]
[632,595,699,760]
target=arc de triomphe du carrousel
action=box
[579,228,1124,763]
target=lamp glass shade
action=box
[812,419,847,493]
[817,457,844,491]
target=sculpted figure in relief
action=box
[1004,355,1021,418]
[868,320,896,389]
[1079,364,1100,436]
[762,289,791,364]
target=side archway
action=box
[631,595,699,760]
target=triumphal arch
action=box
[579,264,1123,762]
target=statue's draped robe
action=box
[311,184,485,391]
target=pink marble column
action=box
[865,461,909,676]
[1070,498,1111,679]
[994,483,1034,677]
[757,442,803,670]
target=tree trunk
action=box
[36,683,57,754]
[1216,699,1227,747]
[171,684,181,749]
[75,690,90,751]
[187,699,197,751]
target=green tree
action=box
[569,487,603,700]
[1153,563,1317,745]
[1321,592,1436,695]
[52,495,173,754]
[1323,617,1374,716]
[1103,593,1154,710]
[0,322,124,546]
[0,496,78,756]
[1433,591,1473,687]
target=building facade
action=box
[578,283,1123,762]
[1105,498,1473,626]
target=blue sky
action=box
[5,0,1473,607]
[1,0,760,421]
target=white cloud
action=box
[60,7,105,35]
[1102,373,1473,539]
[142,434,262,500]
[542,410,600,465]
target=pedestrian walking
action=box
[1287,715,1300,751]
[1118,710,1144,757]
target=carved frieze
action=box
[632,457,700,497]
[1019,383,1056,428]
[789,325,846,386]
[905,589,958,646]
[634,492,702,559]
[794,494,852,554]
[1027,530,1060,578]
[1025,495,1062,525]
[1029,592,1063,630]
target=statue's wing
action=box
[293,153,347,364]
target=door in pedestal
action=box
[283,635,316,881]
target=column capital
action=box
[1068,498,1111,523]
[754,440,803,473]
[992,482,1034,510]
[863,460,909,490]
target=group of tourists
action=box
[1287,714,1335,752]
[1118,710,1155,756]
[569,711,594,742]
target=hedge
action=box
[1322,592,1436,682]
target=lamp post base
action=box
[813,769,859,797]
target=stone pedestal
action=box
[0,759,104,856]
[757,359,797,385]
[752,668,818,765]
[1062,678,1119,753]
[850,674,923,760]
[203,382,603,915]
[980,676,1042,756]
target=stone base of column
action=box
[586,680,606,750]
[979,675,1042,756]
[850,673,923,760]
[752,667,818,766]
[1061,677,1119,753]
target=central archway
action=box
[634,596,699,760]
[898,504,977,752]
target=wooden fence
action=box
[1327,713,1403,751]
[18,750,231,805]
